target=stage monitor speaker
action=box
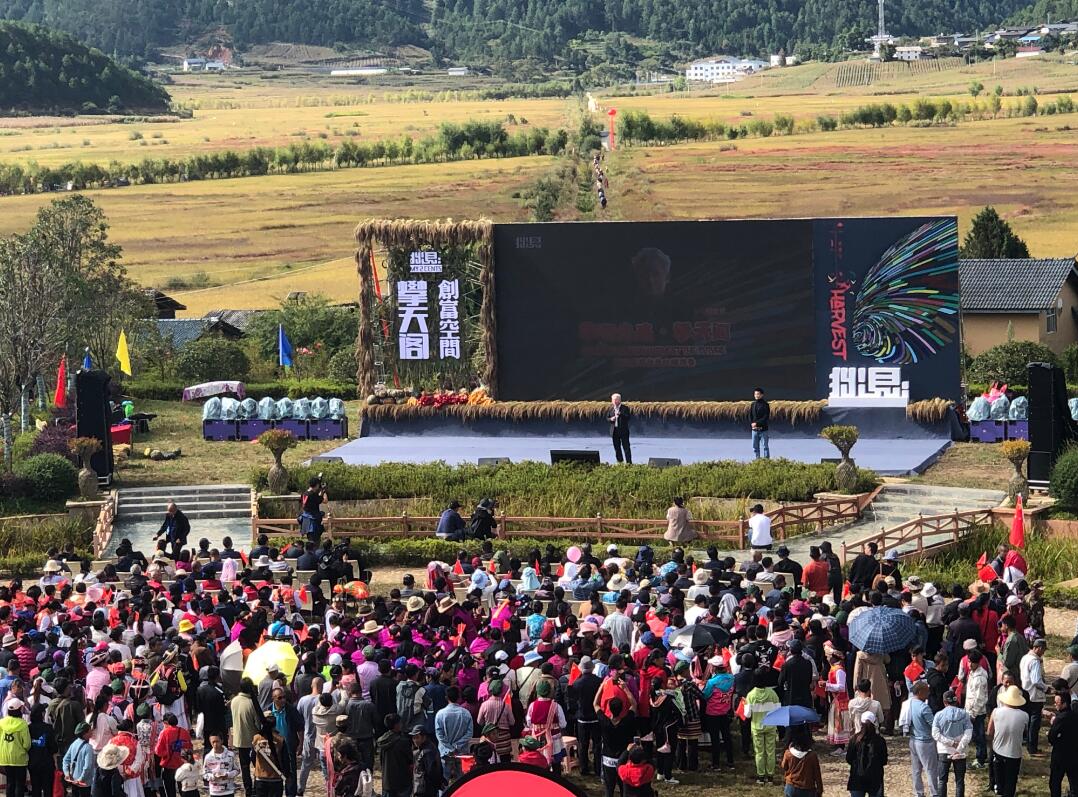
[478,457,510,466]
[550,449,601,465]
[1027,361,1077,486]
[648,457,682,468]
[75,369,114,482]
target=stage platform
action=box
[319,405,956,475]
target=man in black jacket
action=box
[377,714,414,797]
[155,502,190,557]
[750,387,770,459]
[608,393,632,464]
[195,666,227,747]
[848,542,880,594]
[568,657,603,776]
[777,640,815,709]
[772,545,803,589]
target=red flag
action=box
[555,563,564,578]
[978,564,997,583]
[691,563,697,574]
[452,560,464,575]
[54,357,67,408]
[976,551,987,568]
[734,697,748,721]
[568,663,581,685]
[503,685,513,706]
[1009,494,1025,548]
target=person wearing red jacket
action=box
[153,713,192,797]
[617,746,656,797]
[516,736,549,769]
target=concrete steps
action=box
[116,484,252,522]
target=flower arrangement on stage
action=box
[365,385,494,407]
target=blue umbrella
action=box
[848,606,919,654]
[82,348,92,370]
[762,705,820,727]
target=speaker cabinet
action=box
[75,369,114,483]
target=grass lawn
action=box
[914,443,1011,490]
[114,399,362,487]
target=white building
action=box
[685,56,769,84]
[446,67,470,76]
[204,60,226,72]
[895,45,924,60]
[182,57,206,72]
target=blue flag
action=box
[278,324,293,367]
[82,348,92,370]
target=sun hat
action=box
[523,650,543,666]
[405,596,425,614]
[884,549,899,561]
[335,714,350,726]
[861,711,878,726]
[436,595,458,612]
[579,621,599,635]
[178,619,195,634]
[361,620,383,635]
[257,555,272,568]
[922,583,938,598]
[907,576,923,592]
[97,744,128,771]
[692,569,710,585]
[998,685,1027,707]
[606,574,628,592]
[2,633,16,648]
[963,639,978,651]
[43,560,62,573]
[1006,595,1021,607]
[708,654,726,668]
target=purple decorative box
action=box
[237,419,273,441]
[1006,420,1028,440]
[308,418,348,440]
[970,420,1005,443]
[202,420,238,441]
[276,419,309,440]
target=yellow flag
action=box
[115,329,132,376]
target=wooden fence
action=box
[839,508,995,565]
[253,495,861,547]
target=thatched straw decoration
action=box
[360,400,827,425]
[355,245,376,395]
[353,218,495,394]
[907,397,953,423]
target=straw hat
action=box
[361,620,383,635]
[922,583,938,598]
[405,596,425,614]
[692,569,710,586]
[968,580,991,596]
[436,595,458,613]
[907,576,923,592]
[998,685,1027,707]
[43,560,62,573]
[257,555,272,568]
[606,574,628,592]
[97,744,128,771]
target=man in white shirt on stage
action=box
[748,503,773,551]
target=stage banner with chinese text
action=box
[380,243,483,387]
[813,217,960,405]
[493,220,816,401]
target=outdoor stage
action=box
[320,433,949,475]
[319,407,955,475]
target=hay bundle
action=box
[907,397,953,424]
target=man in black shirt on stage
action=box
[750,387,770,459]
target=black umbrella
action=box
[669,623,730,650]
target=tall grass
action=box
[254,459,877,520]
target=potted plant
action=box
[821,425,860,493]
[69,436,102,500]
[259,429,298,495]
[999,439,1031,505]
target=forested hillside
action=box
[0,0,1045,64]
[0,22,170,113]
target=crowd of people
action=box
[1,527,1076,797]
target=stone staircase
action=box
[105,484,253,557]
[116,484,252,522]
[728,483,1006,564]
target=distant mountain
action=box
[1007,0,1078,24]
[0,0,1044,65]
[0,21,170,113]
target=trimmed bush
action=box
[968,341,1057,386]
[28,423,76,463]
[175,338,251,383]
[12,453,77,502]
[124,378,357,401]
[327,349,358,385]
[253,459,878,519]
[1049,447,1078,506]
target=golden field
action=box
[0,55,1075,313]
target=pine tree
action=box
[961,206,1031,259]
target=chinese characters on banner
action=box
[828,366,909,407]
[396,278,461,361]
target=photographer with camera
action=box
[298,475,328,543]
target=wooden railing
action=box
[839,508,994,565]
[253,496,862,547]
[92,493,117,558]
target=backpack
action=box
[706,685,733,717]
[155,664,184,703]
[396,681,421,728]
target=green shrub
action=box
[1043,584,1078,610]
[13,454,77,502]
[0,516,92,574]
[125,378,357,401]
[253,459,878,519]
[327,349,358,385]
[1061,343,1078,383]
[175,338,251,383]
[968,341,1057,386]
[1050,447,1078,506]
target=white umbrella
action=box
[220,640,245,693]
